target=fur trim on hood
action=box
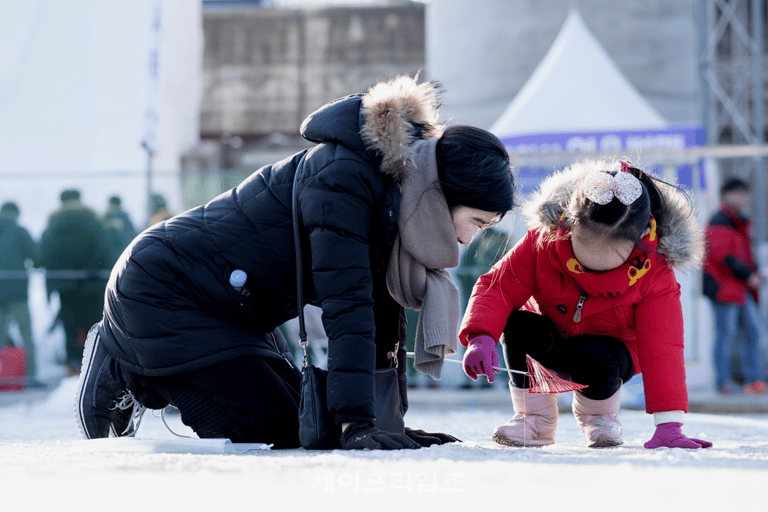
[523,160,705,271]
[360,75,444,183]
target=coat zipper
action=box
[270,332,295,369]
[573,294,586,323]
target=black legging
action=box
[128,353,301,448]
[500,310,634,400]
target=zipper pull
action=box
[573,294,586,322]
[270,332,295,369]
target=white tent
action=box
[489,9,705,192]
[491,9,667,137]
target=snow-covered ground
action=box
[1,272,768,509]
[1,374,767,510]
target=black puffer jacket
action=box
[100,76,444,425]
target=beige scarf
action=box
[386,138,460,379]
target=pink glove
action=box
[644,422,713,449]
[462,334,499,383]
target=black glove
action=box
[405,427,461,447]
[340,422,420,450]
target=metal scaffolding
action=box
[699,0,767,241]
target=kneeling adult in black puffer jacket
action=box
[75,76,515,449]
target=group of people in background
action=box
[0,190,173,385]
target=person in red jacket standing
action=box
[460,160,712,450]
[702,178,767,395]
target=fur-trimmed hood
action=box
[523,160,705,271]
[300,75,443,184]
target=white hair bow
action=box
[583,163,643,205]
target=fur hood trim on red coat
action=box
[360,75,445,184]
[522,160,705,271]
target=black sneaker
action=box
[74,324,146,439]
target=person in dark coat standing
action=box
[703,178,767,394]
[0,202,38,383]
[149,194,173,227]
[102,195,138,265]
[39,190,114,375]
[75,76,515,449]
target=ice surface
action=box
[2,374,767,509]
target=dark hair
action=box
[152,194,167,210]
[109,196,121,207]
[568,164,667,244]
[60,189,81,202]
[1,202,19,216]
[435,125,515,214]
[720,177,749,195]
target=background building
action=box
[182,1,425,208]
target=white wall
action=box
[0,0,203,237]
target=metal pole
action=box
[703,0,718,147]
[143,142,154,228]
[296,10,307,130]
[700,0,714,146]
[701,0,721,221]
[751,0,766,246]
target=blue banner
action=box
[500,125,706,193]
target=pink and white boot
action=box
[572,388,623,448]
[492,384,558,447]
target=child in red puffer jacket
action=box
[460,160,712,450]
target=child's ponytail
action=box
[626,166,665,230]
[627,165,694,240]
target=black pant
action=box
[130,354,301,448]
[500,311,634,400]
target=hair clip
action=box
[583,169,643,205]
[613,160,632,173]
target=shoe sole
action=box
[588,435,624,448]
[74,325,101,440]
[492,430,554,447]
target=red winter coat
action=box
[702,204,757,305]
[459,162,704,415]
